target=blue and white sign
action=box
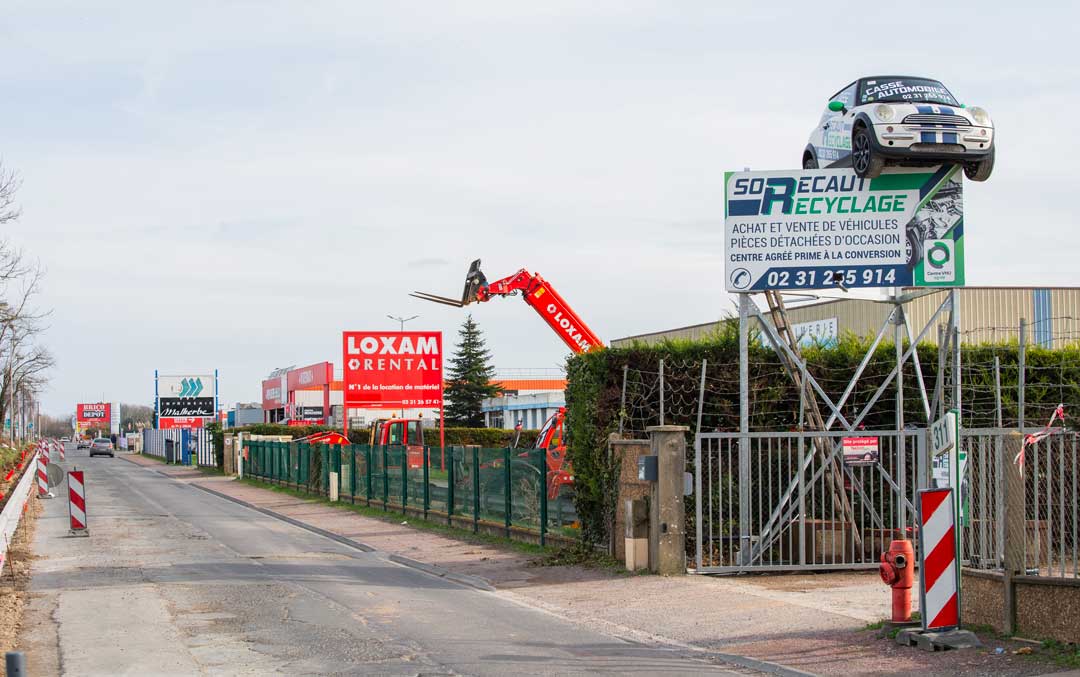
[724,166,965,292]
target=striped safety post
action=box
[68,470,88,535]
[36,449,51,499]
[917,487,960,631]
[57,439,65,462]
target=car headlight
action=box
[874,104,895,122]
[968,106,991,126]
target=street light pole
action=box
[387,315,420,417]
[387,314,419,332]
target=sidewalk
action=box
[126,455,1071,677]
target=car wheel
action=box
[905,228,925,268]
[964,146,994,182]
[851,126,884,179]
[803,153,818,170]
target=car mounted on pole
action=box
[803,75,994,181]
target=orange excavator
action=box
[410,259,604,355]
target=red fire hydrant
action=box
[879,539,915,622]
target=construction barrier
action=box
[68,471,87,535]
[917,487,959,631]
[57,440,65,462]
[36,450,50,499]
[0,449,41,576]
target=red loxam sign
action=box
[342,332,442,409]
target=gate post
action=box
[647,425,689,575]
[1001,432,1025,635]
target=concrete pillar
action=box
[1001,432,1025,635]
[647,425,689,575]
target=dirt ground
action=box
[0,496,41,656]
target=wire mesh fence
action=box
[242,440,578,545]
[964,430,1078,580]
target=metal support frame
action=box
[721,288,962,573]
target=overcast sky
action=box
[2,1,1075,416]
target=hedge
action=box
[565,324,1080,545]
[210,423,541,468]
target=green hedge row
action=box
[209,423,540,469]
[565,325,1080,545]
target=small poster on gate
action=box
[843,436,880,466]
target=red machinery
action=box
[411,259,604,354]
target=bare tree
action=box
[0,160,55,439]
[0,160,20,226]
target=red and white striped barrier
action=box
[57,439,65,461]
[36,450,51,499]
[68,470,88,535]
[917,487,959,631]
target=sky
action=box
[1,1,1076,416]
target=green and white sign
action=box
[724,165,965,291]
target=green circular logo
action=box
[927,242,951,269]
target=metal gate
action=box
[694,429,927,573]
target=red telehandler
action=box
[410,259,603,355]
[411,259,604,499]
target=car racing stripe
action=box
[942,132,958,144]
[917,105,935,115]
[921,131,936,143]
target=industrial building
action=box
[481,371,567,430]
[611,287,1080,349]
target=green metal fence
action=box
[243,441,579,545]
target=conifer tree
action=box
[444,315,500,426]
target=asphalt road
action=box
[19,444,757,676]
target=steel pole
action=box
[738,294,750,563]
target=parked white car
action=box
[803,76,994,181]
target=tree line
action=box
[0,160,53,440]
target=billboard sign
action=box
[158,417,206,430]
[342,331,443,409]
[159,397,215,417]
[262,377,285,410]
[77,403,111,427]
[158,375,215,399]
[287,362,332,391]
[158,373,216,424]
[296,406,325,421]
[724,166,964,292]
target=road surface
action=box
[19,444,759,676]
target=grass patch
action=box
[1038,640,1080,668]
[863,620,884,631]
[238,477,550,557]
[533,542,630,573]
[138,453,167,464]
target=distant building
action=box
[228,403,264,428]
[611,287,1080,350]
[482,371,567,430]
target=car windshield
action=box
[858,78,958,106]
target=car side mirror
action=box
[828,100,847,113]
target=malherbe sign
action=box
[159,397,215,417]
[342,332,442,409]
